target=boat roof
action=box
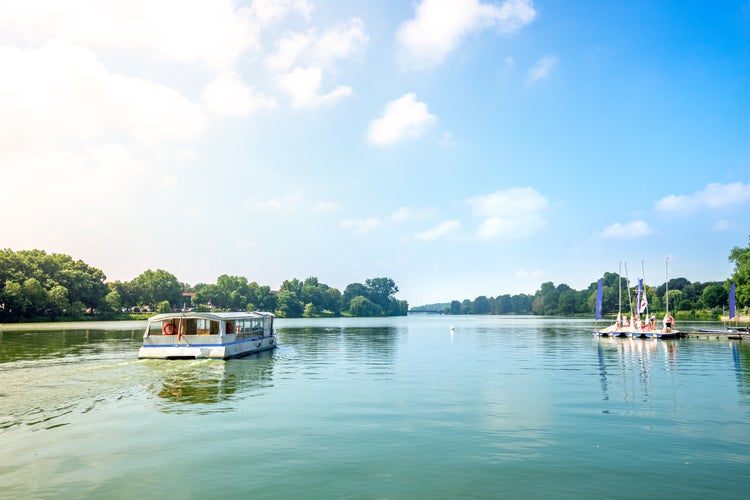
[147,311,275,323]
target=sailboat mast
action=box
[665,257,670,316]
[624,261,634,319]
[618,261,622,320]
[641,260,648,318]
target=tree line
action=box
[4,237,750,322]
[0,249,407,322]
[412,237,750,318]
[413,275,729,318]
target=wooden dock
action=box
[682,329,749,341]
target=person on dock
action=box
[663,313,674,331]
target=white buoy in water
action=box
[450,326,455,332]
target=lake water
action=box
[1,316,749,499]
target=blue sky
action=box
[2,0,749,306]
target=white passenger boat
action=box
[138,311,277,359]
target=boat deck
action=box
[593,329,682,339]
[594,329,749,341]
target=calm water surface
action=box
[1,316,749,499]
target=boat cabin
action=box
[138,311,276,359]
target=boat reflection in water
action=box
[595,337,679,404]
[147,350,276,413]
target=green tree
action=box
[495,295,512,314]
[104,289,122,312]
[702,284,727,309]
[558,290,577,315]
[2,280,24,318]
[254,284,278,312]
[533,282,560,315]
[365,277,399,311]
[276,289,303,318]
[303,302,318,317]
[48,285,69,318]
[0,249,108,320]
[195,283,220,308]
[23,278,48,317]
[511,294,533,314]
[108,280,139,309]
[666,289,684,312]
[132,269,181,310]
[729,237,750,309]
[341,282,369,312]
[349,295,381,317]
[472,295,490,314]
[449,300,461,315]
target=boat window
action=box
[195,319,214,335]
[183,319,197,335]
[224,317,268,338]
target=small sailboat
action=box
[593,262,636,337]
[632,258,680,339]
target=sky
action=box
[2,0,750,306]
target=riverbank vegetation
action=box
[3,237,750,322]
[411,237,750,320]
[0,249,407,322]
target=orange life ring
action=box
[163,323,176,335]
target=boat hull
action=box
[594,328,681,339]
[138,335,277,360]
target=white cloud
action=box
[526,55,558,85]
[367,93,437,146]
[243,191,306,211]
[315,200,342,212]
[265,18,367,73]
[0,41,206,151]
[202,73,277,116]
[396,0,537,70]
[0,0,260,71]
[467,187,548,239]
[655,182,750,212]
[266,19,365,109]
[250,0,314,26]
[277,67,353,108]
[340,217,381,235]
[390,206,438,223]
[414,220,462,240]
[315,18,368,65]
[266,32,313,72]
[0,143,186,240]
[600,220,653,239]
